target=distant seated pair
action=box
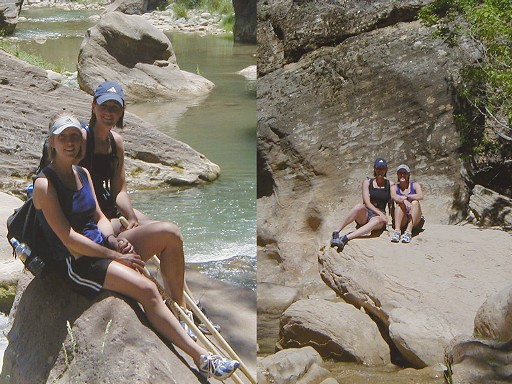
[331,158,425,252]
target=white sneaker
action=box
[391,230,401,243]
[197,353,240,380]
[400,231,412,243]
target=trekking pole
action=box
[150,255,256,384]
[141,267,245,384]
[119,218,253,383]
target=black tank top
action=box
[79,127,120,219]
[368,178,390,212]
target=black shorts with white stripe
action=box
[52,255,112,300]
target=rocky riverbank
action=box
[21,0,231,36]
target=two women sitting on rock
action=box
[330,159,425,251]
[32,113,239,380]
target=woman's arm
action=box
[407,182,424,201]
[390,180,402,203]
[84,167,136,255]
[33,176,119,260]
[110,131,139,229]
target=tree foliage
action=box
[419,0,512,148]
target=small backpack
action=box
[6,168,63,276]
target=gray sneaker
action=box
[330,231,340,247]
[391,230,401,243]
[331,234,348,251]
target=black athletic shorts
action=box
[51,255,113,300]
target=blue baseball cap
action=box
[374,158,387,168]
[94,81,125,106]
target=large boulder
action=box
[0,49,219,195]
[0,0,23,36]
[1,272,203,383]
[104,0,167,15]
[441,285,512,383]
[279,299,391,365]
[469,185,512,227]
[233,0,256,44]
[318,223,512,368]
[445,336,512,384]
[257,0,432,76]
[77,11,214,102]
[1,268,256,382]
[258,346,331,384]
[474,284,512,342]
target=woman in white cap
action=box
[331,158,394,251]
[32,114,239,381]
[390,164,424,243]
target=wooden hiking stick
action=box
[150,256,256,384]
[119,217,252,382]
[140,267,245,384]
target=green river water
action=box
[4,7,256,290]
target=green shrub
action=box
[173,2,188,18]
[220,12,235,31]
[0,43,63,73]
[419,0,512,136]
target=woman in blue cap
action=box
[79,81,192,325]
[390,164,424,243]
[331,158,394,251]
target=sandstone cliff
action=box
[257,0,512,381]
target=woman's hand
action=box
[117,237,135,254]
[115,253,145,272]
[403,199,413,211]
[119,216,139,231]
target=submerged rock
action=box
[258,346,332,384]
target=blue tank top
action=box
[396,182,416,198]
[36,166,104,261]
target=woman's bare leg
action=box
[393,203,407,232]
[336,203,368,232]
[120,222,186,308]
[103,262,206,364]
[407,201,423,233]
[346,215,387,240]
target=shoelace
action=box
[204,355,226,377]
